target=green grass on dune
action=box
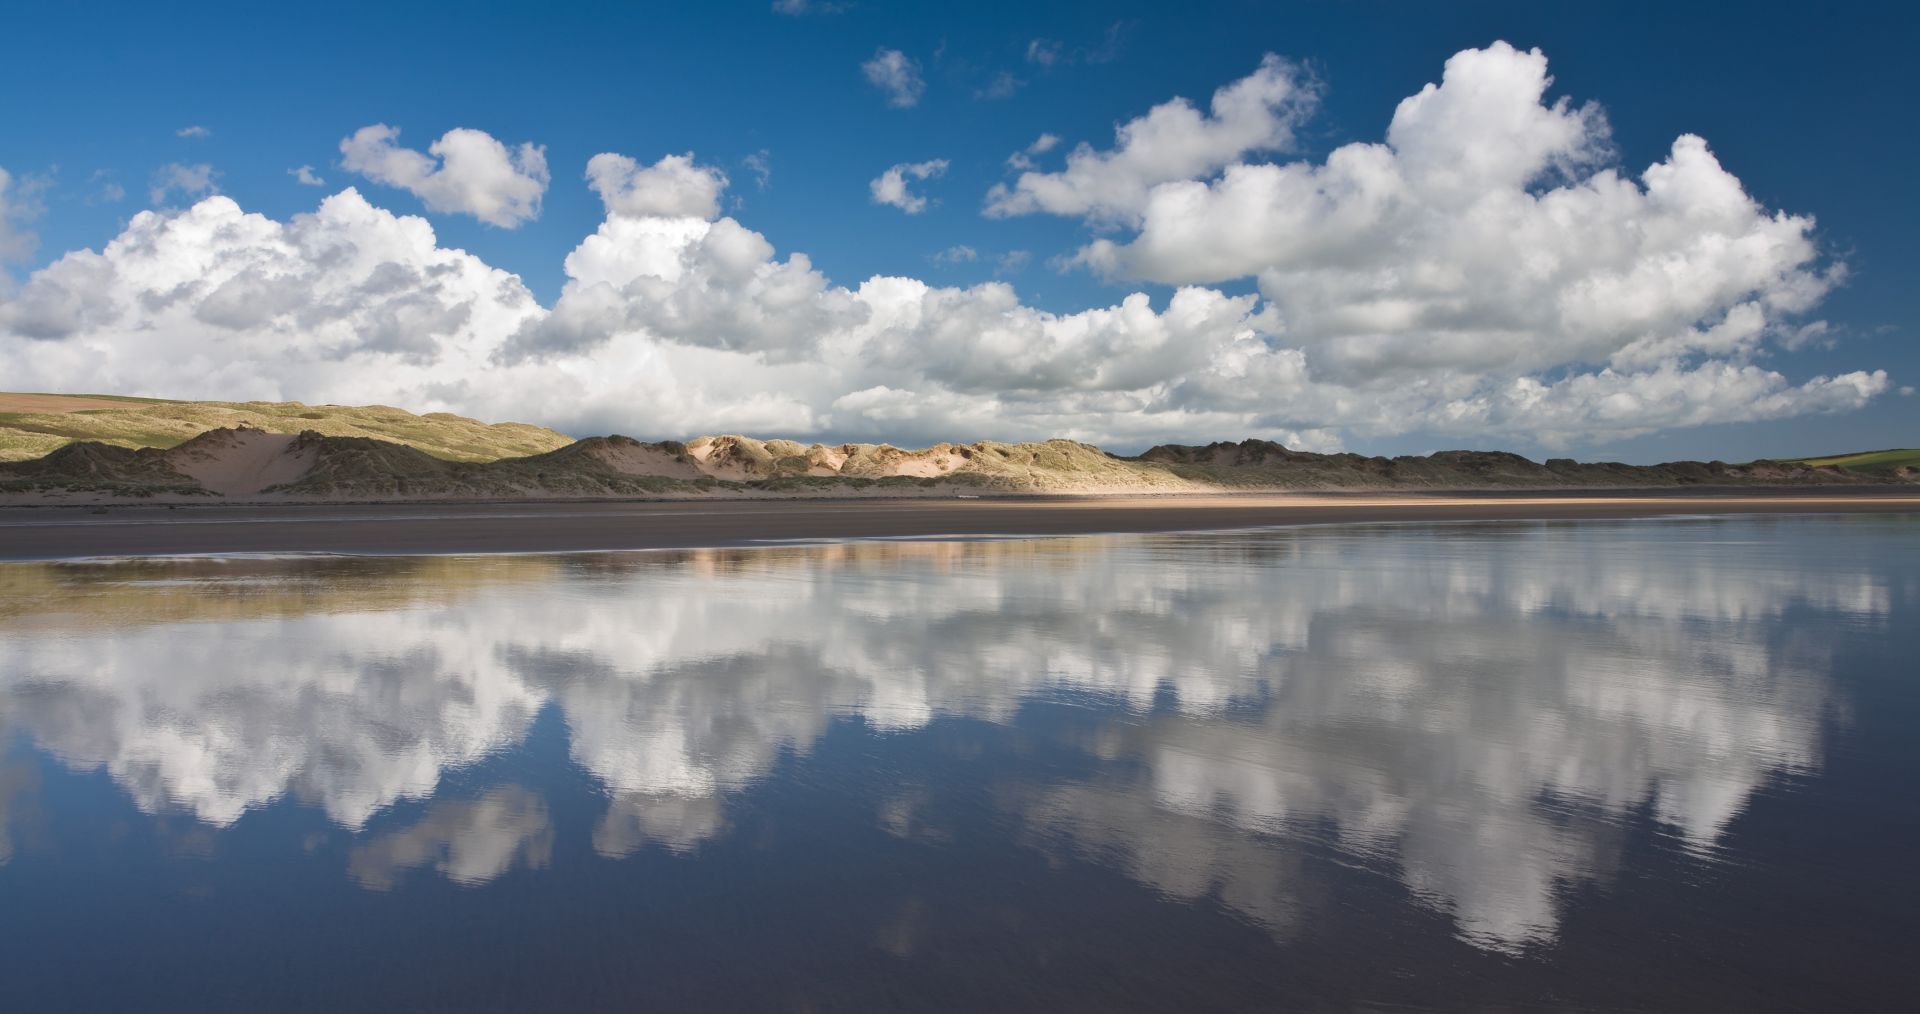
[20,392,179,405]
[0,396,574,464]
[1781,448,1920,475]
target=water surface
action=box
[1,516,1916,1010]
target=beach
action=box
[3,488,1914,560]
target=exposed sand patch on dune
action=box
[162,427,315,497]
[885,446,965,478]
[684,436,767,481]
[679,436,979,482]
[579,438,704,480]
[805,444,848,475]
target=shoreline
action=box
[1,489,1915,561]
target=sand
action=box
[582,440,705,479]
[164,429,315,497]
[1,490,1913,561]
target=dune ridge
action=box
[0,393,571,463]
[1,424,1912,503]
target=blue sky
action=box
[0,0,1913,460]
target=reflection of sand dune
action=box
[0,519,1890,942]
[0,554,560,628]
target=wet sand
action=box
[1,489,1915,560]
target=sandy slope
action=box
[581,439,705,479]
[163,429,318,497]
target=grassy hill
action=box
[2,392,1912,502]
[0,393,573,463]
[1781,448,1920,476]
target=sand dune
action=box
[0,392,571,464]
[684,435,978,482]
[2,422,1914,505]
[7,390,1909,506]
[164,428,315,497]
[572,437,706,480]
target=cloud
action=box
[742,149,772,190]
[1081,22,1129,65]
[85,170,125,206]
[339,124,548,228]
[288,165,325,187]
[0,167,48,264]
[1004,133,1060,172]
[0,45,1892,452]
[862,48,925,108]
[1431,361,1888,447]
[499,152,865,371]
[585,152,727,219]
[771,0,843,13]
[1060,43,1843,390]
[349,788,552,889]
[995,250,1031,276]
[176,125,211,139]
[0,188,538,376]
[931,245,978,265]
[148,162,218,205]
[985,53,1318,222]
[869,159,948,214]
[976,71,1022,100]
[1024,25,1126,69]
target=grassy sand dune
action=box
[1,393,1912,502]
[0,393,572,463]
[1783,448,1920,475]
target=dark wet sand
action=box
[1,489,1915,560]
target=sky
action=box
[0,0,1914,461]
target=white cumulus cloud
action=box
[289,165,326,187]
[339,124,549,228]
[585,152,728,219]
[1061,43,1843,391]
[986,53,1318,223]
[869,159,948,214]
[0,44,1893,453]
[862,48,925,108]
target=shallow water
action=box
[1,515,1916,1010]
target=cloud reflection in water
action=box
[0,518,1887,950]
